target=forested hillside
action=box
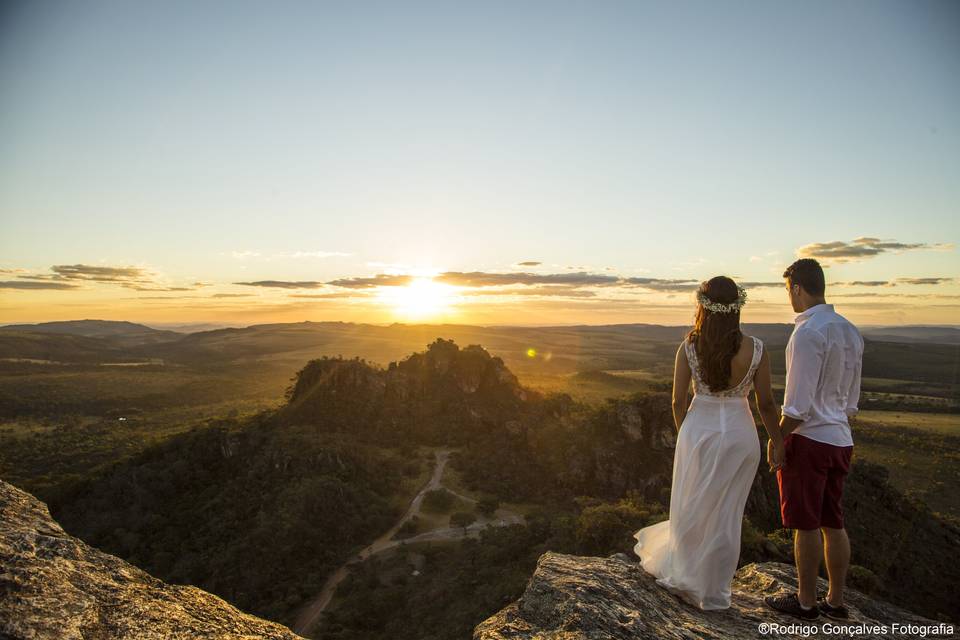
[47,338,959,632]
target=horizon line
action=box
[3,318,960,331]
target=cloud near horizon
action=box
[833,277,955,288]
[896,277,955,285]
[232,280,328,289]
[460,286,598,298]
[2,263,209,293]
[289,291,376,299]
[5,264,957,310]
[0,280,81,290]
[435,271,621,287]
[797,237,953,263]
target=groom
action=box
[764,258,864,621]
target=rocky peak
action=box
[474,551,948,640]
[286,356,385,404]
[0,480,304,640]
[279,339,535,433]
[393,338,528,402]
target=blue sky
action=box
[1,0,958,326]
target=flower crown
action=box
[697,284,747,314]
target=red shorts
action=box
[776,433,853,530]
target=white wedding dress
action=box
[633,335,763,610]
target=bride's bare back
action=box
[716,334,756,392]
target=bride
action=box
[633,275,785,610]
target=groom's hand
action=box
[767,440,785,472]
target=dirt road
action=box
[292,447,523,637]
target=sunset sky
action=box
[1,1,958,328]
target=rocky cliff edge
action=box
[0,479,304,640]
[474,551,953,640]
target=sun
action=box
[378,277,459,320]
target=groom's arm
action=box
[779,415,804,436]
[780,327,825,435]
[844,329,865,424]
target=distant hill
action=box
[0,319,181,348]
[141,321,244,334]
[0,330,133,364]
[861,325,960,345]
[1,320,957,388]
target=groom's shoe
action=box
[817,597,850,620]
[764,592,820,620]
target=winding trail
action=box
[292,448,524,637]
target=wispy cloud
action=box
[7,264,250,294]
[896,277,955,285]
[247,270,808,297]
[289,292,376,299]
[839,280,891,287]
[50,264,154,283]
[326,274,416,289]
[435,271,621,287]
[4,263,178,291]
[833,277,955,287]
[833,293,960,300]
[127,295,201,300]
[0,280,81,290]
[621,277,699,292]
[797,237,953,263]
[460,286,598,298]
[233,280,327,289]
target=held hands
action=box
[767,439,785,472]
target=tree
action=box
[450,510,476,533]
[477,495,499,517]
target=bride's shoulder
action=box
[744,334,765,356]
[743,334,764,348]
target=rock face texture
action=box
[0,480,304,640]
[474,551,949,640]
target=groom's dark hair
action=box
[783,258,825,296]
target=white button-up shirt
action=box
[782,303,863,447]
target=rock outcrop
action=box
[278,338,539,439]
[0,479,304,640]
[474,551,952,640]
